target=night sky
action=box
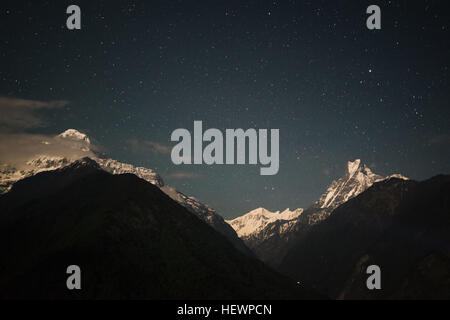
[1,1,449,219]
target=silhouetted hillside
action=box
[0,158,319,299]
[280,176,450,299]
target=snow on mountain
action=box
[228,159,408,241]
[226,207,303,237]
[26,155,71,169]
[0,153,164,194]
[161,184,251,254]
[226,159,408,266]
[386,173,409,180]
[0,130,164,191]
[95,158,164,187]
[58,129,91,144]
[0,156,72,193]
[0,129,250,255]
[314,159,408,211]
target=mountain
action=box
[58,128,91,145]
[161,185,251,254]
[228,159,407,267]
[0,129,250,255]
[0,159,319,299]
[225,208,303,266]
[226,207,303,238]
[95,157,164,187]
[279,175,450,299]
[1,156,70,194]
[313,159,407,211]
[0,129,164,191]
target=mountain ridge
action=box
[0,160,319,299]
[226,207,303,238]
[279,174,450,299]
[227,159,408,266]
[0,129,251,255]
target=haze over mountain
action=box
[0,158,318,299]
[227,159,408,266]
[0,129,250,255]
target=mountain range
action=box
[1,129,448,299]
[226,207,303,238]
[226,159,408,267]
[279,175,450,299]
[0,129,250,255]
[0,158,318,299]
[224,159,450,299]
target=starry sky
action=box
[1,0,449,219]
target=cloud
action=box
[166,171,202,179]
[0,132,97,170]
[0,97,68,109]
[0,96,69,131]
[127,138,171,155]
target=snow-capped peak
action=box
[386,173,409,180]
[0,129,165,192]
[26,155,71,169]
[94,157,164,187]
[226,207,303,237]
[315,159,407,211]
[0,129,248,254]
[58,129,91,144]
[347,159,361,176]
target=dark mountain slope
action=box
[0,159,318,299]
[279,176,450,299]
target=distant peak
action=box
[68,157,100,169]
[347,159,362,175]
[58,129,91,144]
[250,207,270,214]
[363,165,374,175]
[386,173,409,181]
[227,207,303,237]
[315,159,407,211]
